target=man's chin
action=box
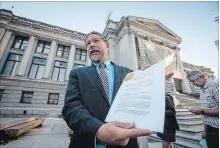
[90,55,102,62]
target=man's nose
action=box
[90,41,96,46]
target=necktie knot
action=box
[99,63,106,68]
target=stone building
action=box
[0,9,91,117]
[0,9,207,117]
[103,16,191,94]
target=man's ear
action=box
[106,43,109,48]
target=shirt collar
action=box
[93,60,111,70]
[203,79,212,89]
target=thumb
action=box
[165,72,174,79]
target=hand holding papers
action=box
[105,61,166,133]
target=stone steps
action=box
[180,102,200,106]
[149,94,204,148]
[177,115,202,122]
[176,111,195,117]
[149,134,202,148]
[178,120,203,129]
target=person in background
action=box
[157,93,179,148]
[187,70,219,148]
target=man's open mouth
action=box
[90,51,99,55]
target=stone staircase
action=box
[149,94,204,148]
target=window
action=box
[35,40,51,54]
[0,90,4,101]
[28,58,46,79]
[73,64,85,69]
[56,45,70,58]
[74,49,87,61]
[2,54,22,76]
[20,91,33,104]
[48,93,59,105]
[12,36,29,50]
[51,61,66,81]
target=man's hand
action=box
[201,131,206,139]
[140,64,150,70]
[140,64,174,80]
[96,122,152,146]
[188,107,203,115]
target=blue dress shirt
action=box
[93,60,114,148]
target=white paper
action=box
[105,61,166,133]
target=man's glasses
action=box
[190,77,199,83]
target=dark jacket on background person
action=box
[62,62,139,148]
[164,93,179,130]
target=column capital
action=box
[144,36,150,40]
[0,25,6,29]
[70,44,76,48]
[28,33,38,38]
[50,38,58,43]
[4,29,15,37]
[6,29,13,33]
[162,41,169,46]
[148,36,153,41]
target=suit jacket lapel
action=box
[111,62,122,102]
[87,64,110,106]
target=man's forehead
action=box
[86,34,101,41]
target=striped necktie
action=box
[99,63,109,99]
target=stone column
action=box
[107,34,117,63]
[128,31,138,71]
[0,30,12,62]
[0,27,6,42]
[17,35,37,76]
[43,40,58,79]
[176,50,191,93]
[65,44,76,81]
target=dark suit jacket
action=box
[164,94,179,130]
[62,62,139,148]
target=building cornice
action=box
[0,9,86,41]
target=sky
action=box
[1,1,219,75]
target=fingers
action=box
[140,64,150,70]
[112,121,135,129]
[165,72,174,79]
[122,128,152,139]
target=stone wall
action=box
[0,76,66,118]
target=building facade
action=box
[0,9,213,118]
[103,16,191,94]
[0,9,91,117]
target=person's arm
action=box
[189,108,218,117]
[62,69,103,144]
[203,109,219,117]
[202,83,219,117]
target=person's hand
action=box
[201,131,206,139]
[188,107,203,115]
[96,121,152,146]
[140,64,150,70]
[140,64,174,80]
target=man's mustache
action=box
[89,49,100,54]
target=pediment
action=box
[128,16,181,40]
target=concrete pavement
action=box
[0,118,161,148]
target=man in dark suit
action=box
[62,31,152,148]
